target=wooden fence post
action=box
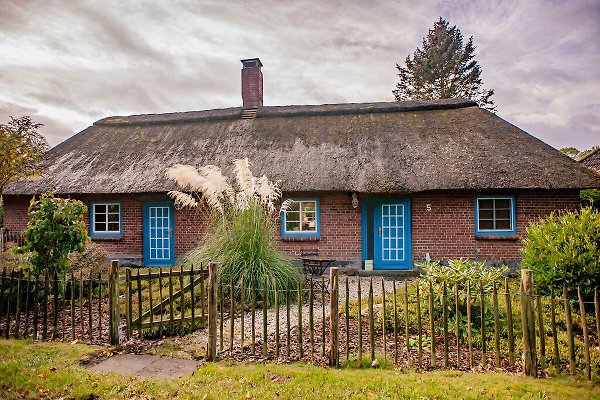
[520,269,537,377]
[207,262,218,361]
[108,260,120,345]
[329,267,339,367]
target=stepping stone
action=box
[91,354,201,379]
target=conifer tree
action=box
[393,18,495,111]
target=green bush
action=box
[418,259,509,340]
[521,206,600,300]
[580,189,600,208]
[15,193,88,275]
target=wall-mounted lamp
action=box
[174,202,183,211]
[351,192,359,209]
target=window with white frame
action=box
[281,199,319,237]
[475,196,516,235]
[91,202,121,237]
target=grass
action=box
[1,339,599,399]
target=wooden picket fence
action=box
[202,265,600,380]
[1,260,600,381]
[0,261,210,344]
[122,264,208,337]
[0,228,25,250]
[0,267,109,343]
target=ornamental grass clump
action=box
[166,158,302,304]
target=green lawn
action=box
[1,339,598,400]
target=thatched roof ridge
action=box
[4,99,600,195]
[95,98,475,127]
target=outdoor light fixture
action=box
[351,192,359,209]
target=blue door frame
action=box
[143,201,175,267]
[362,198,412,270]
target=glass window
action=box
[476,196,515,235]
[281,199,320,238]
[91,202,121,237]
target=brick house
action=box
[3,58,600,270]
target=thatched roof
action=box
[580,148,600,172]
[5,98,600,195]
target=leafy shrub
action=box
[15,193,88,275]
[418,259,509,340]
[419,258,508,294]
[167,159,302,304]
[580,189,600,209]
[521,206,600,300]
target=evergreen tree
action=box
[393,18,495,111]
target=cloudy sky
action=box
[1,0,598,150]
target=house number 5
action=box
[426,204,432,212]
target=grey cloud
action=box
[0,102,82,146]
[0,0,598,150]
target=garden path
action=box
[91,353,201,378]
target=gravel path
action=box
[173,275,411,353]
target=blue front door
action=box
[373,199,412,270]
[143,202,175,267]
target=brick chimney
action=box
[241,58,263,108]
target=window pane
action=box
[496,209,510,219]
[495,219,511,230]
[287,201,300,212]
[479,210,494,219]
[479,220,494,230]
[301,220,316,231]
[285,221,300,231]
[495,199,511,209]
[108,213,119,222]
[302,202,316,212]
[108,204,119,213]
[94,222,106,232]
[107,223,119,232]
[302,211,316,221]
[286,211,300,222]
[94,204,106,214]
[478,199,493,209]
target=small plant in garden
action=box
[418,258,508,294]
[166,158,302,303]
[521,206,600,300]
[417,258,509,340]
[15,193,88,275]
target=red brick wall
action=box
[276,192,362,262]
[411,190,580,260]
[2,189,580,265]
[2,194,207,262]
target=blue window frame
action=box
[474,195,516,236]
[280,198,320,238]
[90,201,122,238]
